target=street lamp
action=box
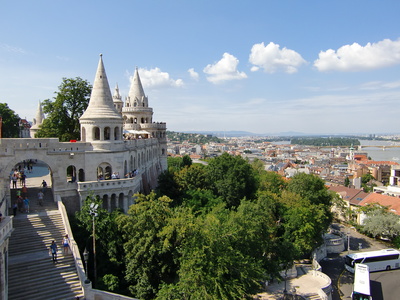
[89,203,99,287]
[83,248,90,284]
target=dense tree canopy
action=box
[36,77,92,141]
[74,153,334,299]
[0,103,20,138]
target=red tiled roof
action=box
[359,193,400,215]
[328,185,369,205]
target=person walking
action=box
[37,191,44,206]
[11,173,18,189]
[62,234,70,254]
[12,202,17,216]
[41,180,47,193]
[23,197,30,213]
[49,241,58,262]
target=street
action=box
[320,225,399,300]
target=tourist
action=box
[38,191,44,206]
[23,197,30,213]
[49,241,58,262]
[62,234,70,254]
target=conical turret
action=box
[126,67,148,108]
[30,101,44,138]
[79,54,123,145]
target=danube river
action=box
[359,140,400,162]
[276,140,400,163]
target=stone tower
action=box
[30,101,44,138]
[79,54,124,149]
[112,83,123,113]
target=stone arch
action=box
[81,127,86,142]
[102,194,108,210]
[104,127,111,140]
[66,165,76,182]
[118,193,124,212]
[111,194,117,210]
[93,127,100,140]
[78,168,85,181]
[114,127,120,140]
[97,163,112,180]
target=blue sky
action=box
[1,1,400,135]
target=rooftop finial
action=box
[100,53,103,57]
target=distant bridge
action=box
[358,145,400,149]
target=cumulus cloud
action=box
[136,67,183,88]
[188,68,199,80]
[203,53,247,83]
[314,39,400,72]
[249,42,306,73]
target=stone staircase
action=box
[8,187,84,299]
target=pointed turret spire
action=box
[113,83,121,100]
[30,101,45,138]
[80,54,122,120]
[128,67,147,107]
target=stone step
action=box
[8,209,83,299]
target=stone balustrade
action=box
[0,216,13,246]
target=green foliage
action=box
[206,152,257,208]
[117,193,175,299]
[102,274,120,291]
[36,77,92,141]
[167,131,222,144]
[290,137,360,147]
[362,208,400,239]
[0,103,20,138]
[75,193,125,291]
[344,176,350,187]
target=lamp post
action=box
[89,203,98,287]
[83,248,91,284]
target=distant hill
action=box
[182,130,306,137]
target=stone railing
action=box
[0,138,92,155]
[311,270,332,300]
[77,177,138,193]
[0,216,13,246]
[57,196,137,299]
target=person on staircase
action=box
[38,190,44,206]
[49,241,58,263]
[62,234,70,254]
[23,197,30,213]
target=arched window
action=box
[162,148,165,155]
[111,194,117,211]
[124,160,127,177]
[93,127,100,140]
[66,165,76,182]
[102,194,108,210]
[78,169,85,181]
[81,127,86,142]
[119,193,124,212]
[134,118,137,124]
[104,127,110,140]
[114,127,119,140]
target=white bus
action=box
[352,264,371,300]
[345,248,400,273]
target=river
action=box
[272,140,400,163]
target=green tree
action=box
[0,103,20,138]
[36,77,92,141]
[362,208,400,239]
[206,152,257,208]
[344,176,350,187]
[75,194,125,291]
[361,173,376,192]
[117,192,175,299]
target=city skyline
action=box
[1,1,400,135]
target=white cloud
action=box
[249,42,306,74]
[314,39,400,72]
[188,68,199,80]
[0,43,26,54]
[135,67,183,89]
[203,53,247,84]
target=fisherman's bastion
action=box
[0,55,167,299]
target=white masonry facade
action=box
[0,55,167,213]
